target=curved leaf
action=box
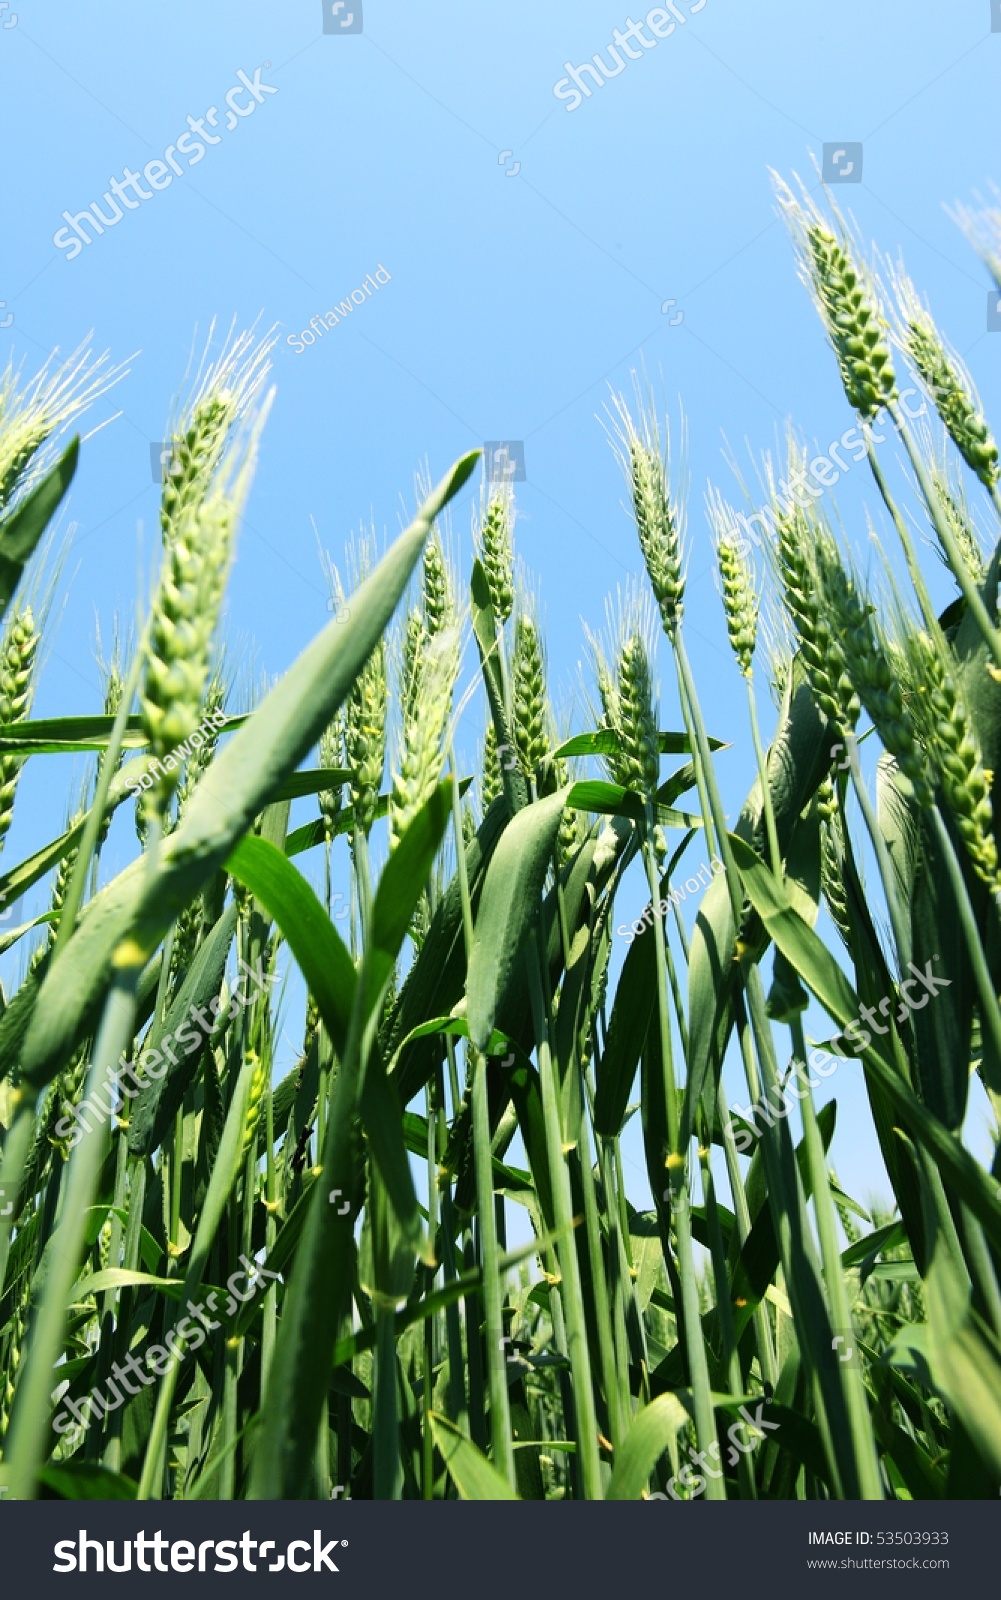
[467,788,569,1054]
[686,658,833,1138]
[730,831,1001,1252]
[430,1413,519,1500]
[0,437,78,623]
[18,453,477,1091]
[127,903,239,1157]
[605,1394,687,1499]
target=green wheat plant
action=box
[1,173,1001,1505]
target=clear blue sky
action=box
[2,0,999,1210]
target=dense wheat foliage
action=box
[1,182,1001,1502]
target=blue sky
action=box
[1,0,999,1209]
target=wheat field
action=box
[1,175,1000,1502]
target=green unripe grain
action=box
[806,225,897,418]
